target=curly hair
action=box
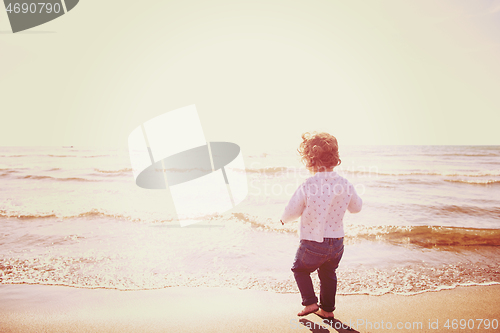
[298,132,341,172]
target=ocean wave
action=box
[245,166,289,175]
[3,207,499,249]
[69,209,165,221]
[0,154,29,158]
[343,170,441,177]
[0,153,112,158]
[439,152,500,157]
[342,169,500,178]
[20,175,98,182]
[47,154,112,158]
[429,204,500,217]
[0,209,101,220]
[230,213,298,234]
[48,154,78,158]
[337,264,500,296]
[229,213,500,248]
[1,260,499,296]
[0,169,21,177]
[0,211,57,219]
[444,179,500,185]
[0,168,20,172]
[0,208,174,223]
[82,154,113,158]
[242,166,500,179]
[347,225,500,248]
[94,168,132,174]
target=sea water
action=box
[0,145,499,295]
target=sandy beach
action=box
[1,284,499,333]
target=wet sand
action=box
[0,284,499,332]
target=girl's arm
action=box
[347,184,363,213]
[281,183,306,223]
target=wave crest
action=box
[21,175,97,182]
[94,168,132,174]
[229,213,500,248]
[444,179,500,185]
[347,225,500,248]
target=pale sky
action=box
[1,0,499,153]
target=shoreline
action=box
[1,284,499,332]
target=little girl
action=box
[281,132,362,319]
